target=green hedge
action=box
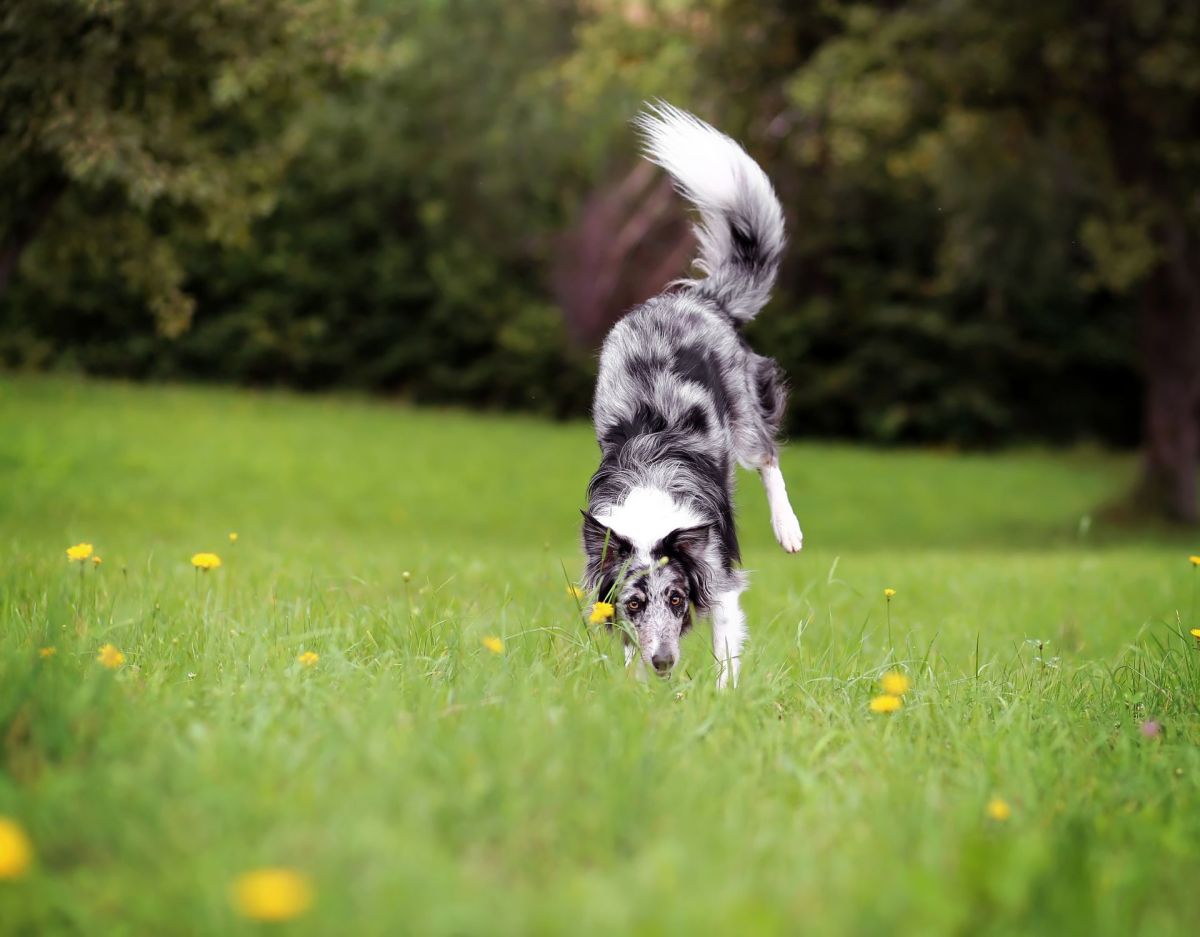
[0,0,1147,447]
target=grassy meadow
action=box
[1,375,1199,935]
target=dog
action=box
[581,102,803,688]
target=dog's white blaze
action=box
[593,486,702,562]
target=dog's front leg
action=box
[759,459,803,553]
[712,591,747,689]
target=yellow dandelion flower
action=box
[232,868,313,922]
[1190,629,1200,639]
[66,543,93,562]
[38,647,56,659]
[869,694,902,714]
[91,555,102,566]
[297,651,319,668]
[1189,555,1200,566]
[482,636,504,654]
[96,644,125,669]
[191,552,222,571]
[589,601,615,624]
[986,797,1012,821]
[881,671,911,696]
[884,588,896,599]
[566,585,585,600]
[0,817,33,880]
[229,532,239,543]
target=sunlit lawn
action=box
[1,375,1198,935]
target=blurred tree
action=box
[554,1,1142,454]
[0,0,367,335]
[3,0,601,414]
[177,0,599,415]
[2,0,1193,526]
[775,0,1199,521]
[548,1,703,342]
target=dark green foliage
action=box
[0,0,368,332]
[2,0,1194,452]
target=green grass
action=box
[1,375,1198,935]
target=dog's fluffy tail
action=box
[634,101,785,324]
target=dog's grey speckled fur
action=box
[581,103,804,686]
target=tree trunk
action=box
[1135,222,1200,523]
[553,164,692,344]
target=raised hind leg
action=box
[740,355,803,553]
[760,458,803,553]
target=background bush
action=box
[3,0,1193,458]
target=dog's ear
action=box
[655,524,715,609]
[656,524,711,562]
[581,511,633,573]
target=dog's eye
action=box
[669,593,683,607]
[626,599,641,613]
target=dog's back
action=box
[589,104,788,561]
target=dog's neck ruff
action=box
[592,486,702,563]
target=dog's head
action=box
[582,511,713,676]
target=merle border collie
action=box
[581,103,803,688]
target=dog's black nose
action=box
[651,653,675,674]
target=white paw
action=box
[772,511,804,553]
